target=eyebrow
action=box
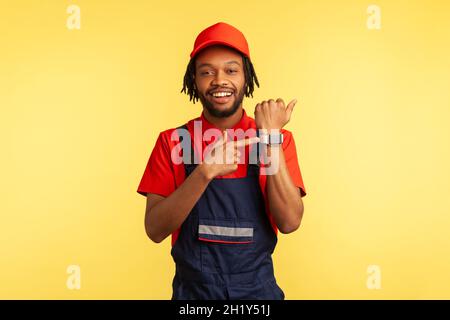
[197,60,241,69]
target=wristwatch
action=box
[259,132,284,145]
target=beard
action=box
[197,87,245,118]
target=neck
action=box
[203,106,244,130]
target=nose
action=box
[211,70,229,87]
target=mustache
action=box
[207,87,235,95]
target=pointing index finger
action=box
[235,136,260,148]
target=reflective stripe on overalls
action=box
[171,125,285,300]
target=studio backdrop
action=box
[1,0,450,299]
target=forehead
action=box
[195,45,243,68]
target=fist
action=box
[254,98,297,130]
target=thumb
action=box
[286,99,297,117]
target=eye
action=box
[227,69,238,74]
[200,70,213,76]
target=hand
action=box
[254,98,297,130]
[198,131,260,180]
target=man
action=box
[137,22,307,300]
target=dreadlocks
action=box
[181,53,260,104]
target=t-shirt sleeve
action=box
[282,130,307,197]
[137,131,176,197]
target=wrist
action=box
[259,126,282,131]
[258,130,284,145]
[196,163,215,182]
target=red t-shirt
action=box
[137,109,307,246]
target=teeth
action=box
[212,92,232,98]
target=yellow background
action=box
[1,0,449,299]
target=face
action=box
[194,45,246,118]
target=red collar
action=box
[198,108,254,131]
[185,108,258,164]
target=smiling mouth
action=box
[208,90,234,104]
[210,91,233,98]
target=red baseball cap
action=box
[190,22,250,59]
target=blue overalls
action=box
[171,125,285,300]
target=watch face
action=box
[258,133,283,144]
[270,133,283,144]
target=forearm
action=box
[146,164,211,242]
[146,133,258,243]
[266,145,304,233]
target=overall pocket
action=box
[198,218,256,274]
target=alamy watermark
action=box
[366,264,382,289]
[170,121,282,175]
[66,265,81,290]
[367,4,381,30]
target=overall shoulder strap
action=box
[175,124,195,165]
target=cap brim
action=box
[190,40,249,59]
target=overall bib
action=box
[171,125,285,300]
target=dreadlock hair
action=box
[181,52,260,104]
